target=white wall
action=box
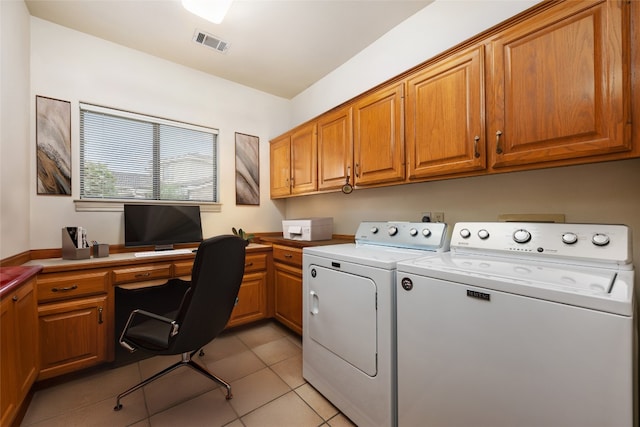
[291,0,541,124]
[28,18,290,249]
[0,0,31,259]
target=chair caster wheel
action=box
[114,404,123,411]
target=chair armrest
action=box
[119,309,179,352]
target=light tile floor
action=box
[21,321,357,427]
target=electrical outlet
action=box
[421,212,431,222]
[432,212,445,223]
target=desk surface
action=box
[24,243,272,274]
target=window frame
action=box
[76,103,221,212]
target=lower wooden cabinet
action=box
[38,294,108,380]
[272,244,303,334]
[227,252,269,328]
[1,278,39,427]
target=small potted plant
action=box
[231,227,254,246]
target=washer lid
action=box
[304,243,437,269]
[397,253,634,316]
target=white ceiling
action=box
[25,0,433,99]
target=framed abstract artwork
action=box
[235,132,260,205]
[36,95,71,195]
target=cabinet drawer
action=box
[112,264,172,285]
[37,271,109,303]
[273,245,303,267]
[173,261,194,278]
[244,253,267,273]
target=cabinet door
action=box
[14,281,39,402]
[38,295,108,380]
[1,296,17,427]
[406,46,486,179]
[270,134,292,198]
[353,82,405,186]
[290,122,318,195]
[318,106,353,191]
[274,262,303,335]
[487,0,630,169]
[227,271,267,328]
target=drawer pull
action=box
[51,284,78,292]
[135,272,151,278]
[284,253,293,258]
[245,262,254,267]
[12,295,18,302]
[98,306,103,324]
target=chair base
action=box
[114,350,232,411]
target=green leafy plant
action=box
[231,227,255,243]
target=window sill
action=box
[74,199,222,213]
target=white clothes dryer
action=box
[396,222,637,427]
[303,221,449,427]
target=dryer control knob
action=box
[460,228,471,239]
[592,233,610,246]
[513,229,531,244]
[370,226,379,234]
[562,232,578,245]
[478,229,490,239]
[422,228,432,237]
[388,226,398,236]
[409,228,418,236]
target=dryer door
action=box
[307,264,378,376]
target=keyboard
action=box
[134,248,193,258]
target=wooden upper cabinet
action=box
[353,82,405,186]
[270,134,292,198]
[487,0,631,169]
[406,46,486,180]
[290,122,318,194]
[270,122,317,198]
[318,106,353,191]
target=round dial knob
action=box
[478,229,490,240]
[388,226,398,236]
[409,228,418,236]
[513,229,531,244]
[592,233,610,246]
[422,228,432,237]
[460,228,471,239]
[562,232,578,245]
[370,226,379,234]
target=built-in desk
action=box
[23,243,272,380]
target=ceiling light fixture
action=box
[181,0,233,24]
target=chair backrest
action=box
[169,234,246,354]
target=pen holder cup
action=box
[94,244,109,258]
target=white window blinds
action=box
[79,103,218,202]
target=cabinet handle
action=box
[135,272,151,278]
[473,135,480,158]
[51,284,78,292]
[12,295,18,302]
[245,262,254,267]
[495,130,503,154]
[284,253,293,258]
[98,306,103,324]
[355,163,360,178]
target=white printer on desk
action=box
[282,217,333,241]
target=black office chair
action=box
[114,234,247,411]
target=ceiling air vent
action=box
[193,29,230,53]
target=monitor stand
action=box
[154,244,174,251]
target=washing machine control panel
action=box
[452,222,631,266]
[356,221,449,251]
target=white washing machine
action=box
[303,221,449,427]
[396,222,637,427]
